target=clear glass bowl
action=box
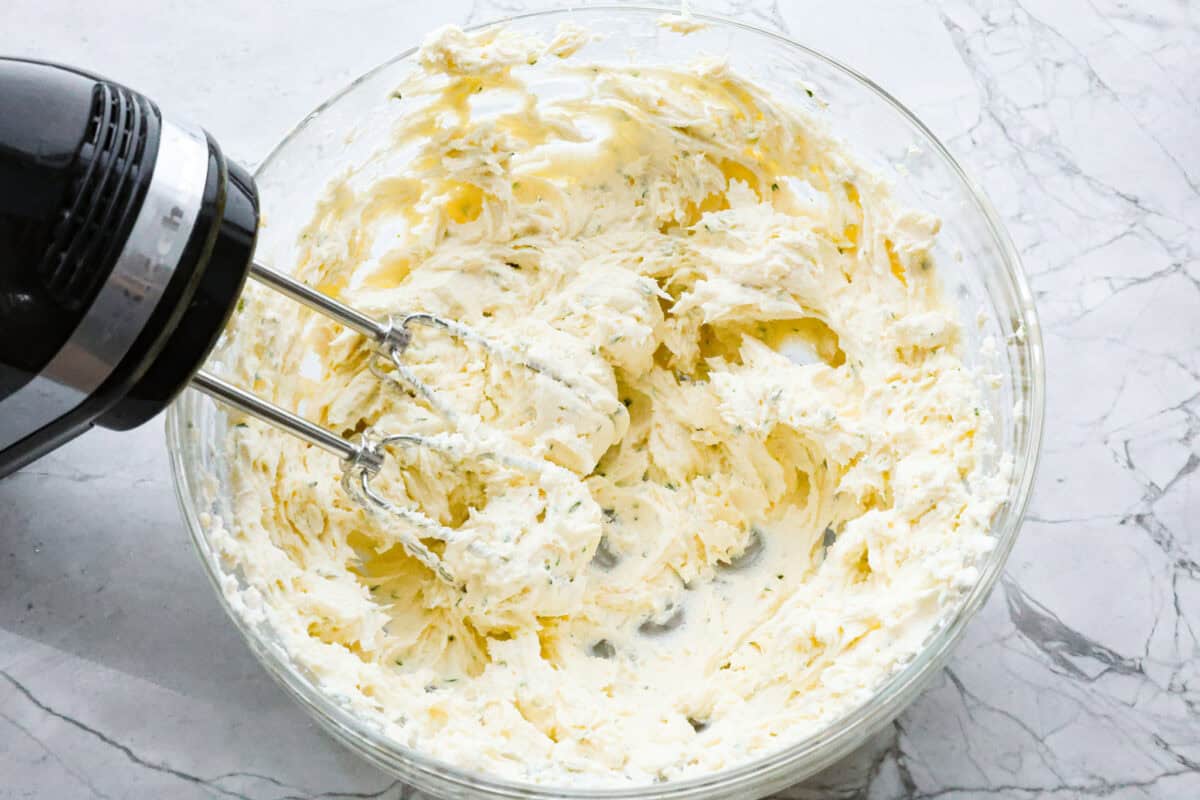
[166,6,1045,798]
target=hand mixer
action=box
[0,58,581,583]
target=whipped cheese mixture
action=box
[212,23,1008,785]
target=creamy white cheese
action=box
[212,22,1008,785]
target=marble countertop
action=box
[2,1,1197,797]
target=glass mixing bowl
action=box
[167,6,1044,798]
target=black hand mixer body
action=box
[0,58,259,476]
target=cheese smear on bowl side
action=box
[210,22,1010,786]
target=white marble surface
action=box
[2,0,1197,797]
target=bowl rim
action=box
[167,4,1046,797]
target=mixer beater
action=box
[196,260,588,584]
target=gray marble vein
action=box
[1,0,1196,798]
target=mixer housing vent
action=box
[36,81,159,310]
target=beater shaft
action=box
[247,260,390,344]
[190,370,383,474]
[184,259,409,474]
